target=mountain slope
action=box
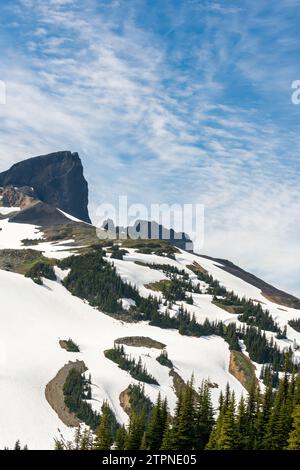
[0,151,300,450]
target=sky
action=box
[0,0,300,296]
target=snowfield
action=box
[0,221,299,449]
[0,268,244,449]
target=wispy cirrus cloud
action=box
[0,0,300,294]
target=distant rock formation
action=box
[102,218,194,251]
[0,151,91,223]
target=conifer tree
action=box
[79,428,93,450]
[194,381,214,449]
[93,404,113,450]
[264,373,289,449]
[255,382,273,449]
[287,405,300,450]
[235,396,248,449]
[115,425,127,450]
[144,393,167,450]
[172,380,196,449]
[216,393,236,450]
[125,412,145,450]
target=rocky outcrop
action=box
[102,218,193,251]
[45,360,87,427]
[229,351,257,392]
[0,151,91,223]
[9,201,71,226]
[0,186,38,210]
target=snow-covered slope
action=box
[0,219,300,449]
[0,267,244,449]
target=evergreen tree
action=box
[93,403,113,450]
[172,380,196,449]
[255,382,273,449]
[235,396,248,449]
[287,405,300,450]
[115,425,127,450]
[264,373,290,449]
[194,381,214,449]
[144,393,167,450]
[216,393,236,450]
[125,412,146,450]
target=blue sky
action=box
[0,0,300,295]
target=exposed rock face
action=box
[229,351,257,393]
[9,201,71,226]
[0,151,91,223]
[0,186,38,210]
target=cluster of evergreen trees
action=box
[156,350,173,368]
[59,250,141,314]
[289,318,300,333]
[104,345,159,385]
[25,260,56,285]
[63,368,100,430]
[159,276,201,303]
[58,248,297,379]
[58,371,300,450]
[110,245,129,260]
[63,338,80,352]
[139,262,190,280]
[193,264,283,336]
[260,364,279,388]
[241,325,295,372]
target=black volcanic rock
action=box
[0,151,91,223]
[9,201,71,226]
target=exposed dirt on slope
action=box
[186,261,208,275]
[119,387,132,417]
[229,351,257,392]
[45,360,87,427]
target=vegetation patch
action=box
[288,318,300,333]
[59,338,80,352]
[145,277,200,301]
[156,350,173,368]
[109,245,129,260]
[119,383,153,420]
[59,250,140,314]
[115,336,166,349]
[0,249,57,278]
[43,222,99,246]
[25,260,56,284]
[104,344,159,385]
[121,238,178,258]
[21,238,42,246]
[63,367,101,430]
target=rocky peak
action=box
[0,151,91,223]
